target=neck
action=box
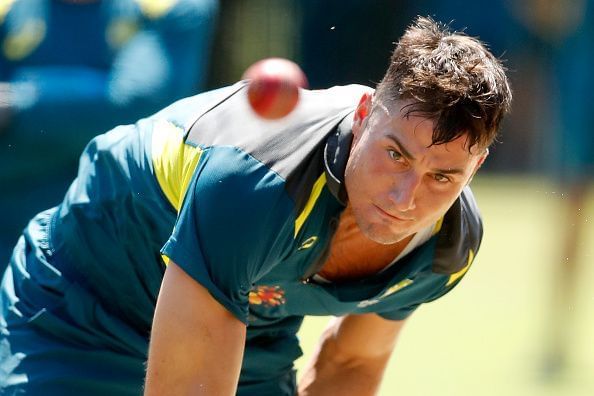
[317,205,414,282]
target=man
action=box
[0,17,511,395]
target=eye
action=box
[388,149,403,162]
[432,173,451,183]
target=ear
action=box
[352,93,372,135]
[475,148,489,170]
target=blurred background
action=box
[1,0,593,394]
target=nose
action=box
[388,172,420,212]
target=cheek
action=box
[356,157,394,198]
[416,184,463,215]
[354,146,392,182]
[345,155,381,205]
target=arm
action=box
[298,313,406,396]
[145,261,246,395]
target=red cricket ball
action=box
[242,58,308,120]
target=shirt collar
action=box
[324,113,354,206]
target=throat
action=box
[317,207,414,282]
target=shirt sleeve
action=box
[160,147,295,324]
[376,242,478,322]
[377,304,420,321]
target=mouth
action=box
[373,204,414,222]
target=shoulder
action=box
[148,83,245,130]
[176,145,297,274]
[184,83,373,148]
[185,83,370,202]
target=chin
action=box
[359,223,412,245]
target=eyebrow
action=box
[385,135,466,175]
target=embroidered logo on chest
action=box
[249,285,286,307]
[297,236,318,250]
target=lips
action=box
[373,204,414,222]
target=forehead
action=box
[368,99,481,165]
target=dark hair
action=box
[375,16,512,151]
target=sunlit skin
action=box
[344,93,488,246]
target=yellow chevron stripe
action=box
[294,173,327,238]
[447,249,474,286]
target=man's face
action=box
[344,94,487,245]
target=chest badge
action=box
[249,286,286,307]
[298,236,318,250]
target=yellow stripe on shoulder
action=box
[446,249,474,286]
[151,119,203,211]
[294,173,327,238]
